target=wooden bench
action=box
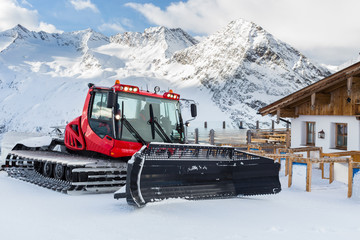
[247,143,287,154]
[251,138,268,143]
[246,150,266,156]
[266,147,322,176]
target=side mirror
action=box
[107,92,116,108]
[190,104,197,118]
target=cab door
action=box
[85,91,115,156]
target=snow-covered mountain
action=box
[0,24,201,136]
[338,55,360,71]
[159,19,331,126]
[0,19,331,138]
[110,26,198,59]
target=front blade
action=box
[121,143,281,207]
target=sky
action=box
[0,0,359,66]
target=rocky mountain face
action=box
[110,27,198,59]
[0,19,331,136]
[164,19,331,126]
[0,24,109,52]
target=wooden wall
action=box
[287,77,360,117]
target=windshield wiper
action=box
[149,104,172,143]
[175,109,184,142]
[119,101,147,145]
[123,118,147,145]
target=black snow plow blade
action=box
[114,143,281,207]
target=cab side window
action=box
[89,92,113,138]
[91,92,112,120]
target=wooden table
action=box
[289,147,323,158]
[321,151,360,197]
[288,156,351,195]
[322,151,360,161]
[349,162,360,197]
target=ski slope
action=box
[1,160,360,240]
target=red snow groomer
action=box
[3,80,281,207]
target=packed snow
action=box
[1,134,360,240]
[1,160,360,240]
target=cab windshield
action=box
[117,92,183,143]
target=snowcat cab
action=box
[64,81,189,159]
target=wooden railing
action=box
[187,128,290,148]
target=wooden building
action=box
[258,61,360,182]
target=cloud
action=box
[0,0,62,33]
[70,0,99,13]
[38,22,60,33]
[125,1,226,35]
[98,21,125,34]
[121,18,133,29]
[126,0,360,65]
[98,18,134,35]
[20,0,32,7]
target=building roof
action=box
[258,61,360,117]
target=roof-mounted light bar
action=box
[113,80,139,93]
[163,90,180,100]
[113,80,179,99]
[114,84,139,93]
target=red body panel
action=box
[110,140,143,158]
[83,126,115,157]
[78,89,115,155]
[64,84,179,159]
[64,117,85,151]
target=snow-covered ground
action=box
[1,161,360,240]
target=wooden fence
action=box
[187,127,290,148]
[187,128,247,147]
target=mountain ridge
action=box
[0,19,331,135]
[161,19,331,126]
[110,26,199,59]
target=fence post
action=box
[239,121,243,129]
[286,130,291,148]
[195,128,199,144]
[204,121,207,128]
[222,121,226,129]
[209,129,215,145]
[246,130,252,144]
[256,120,259,129]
